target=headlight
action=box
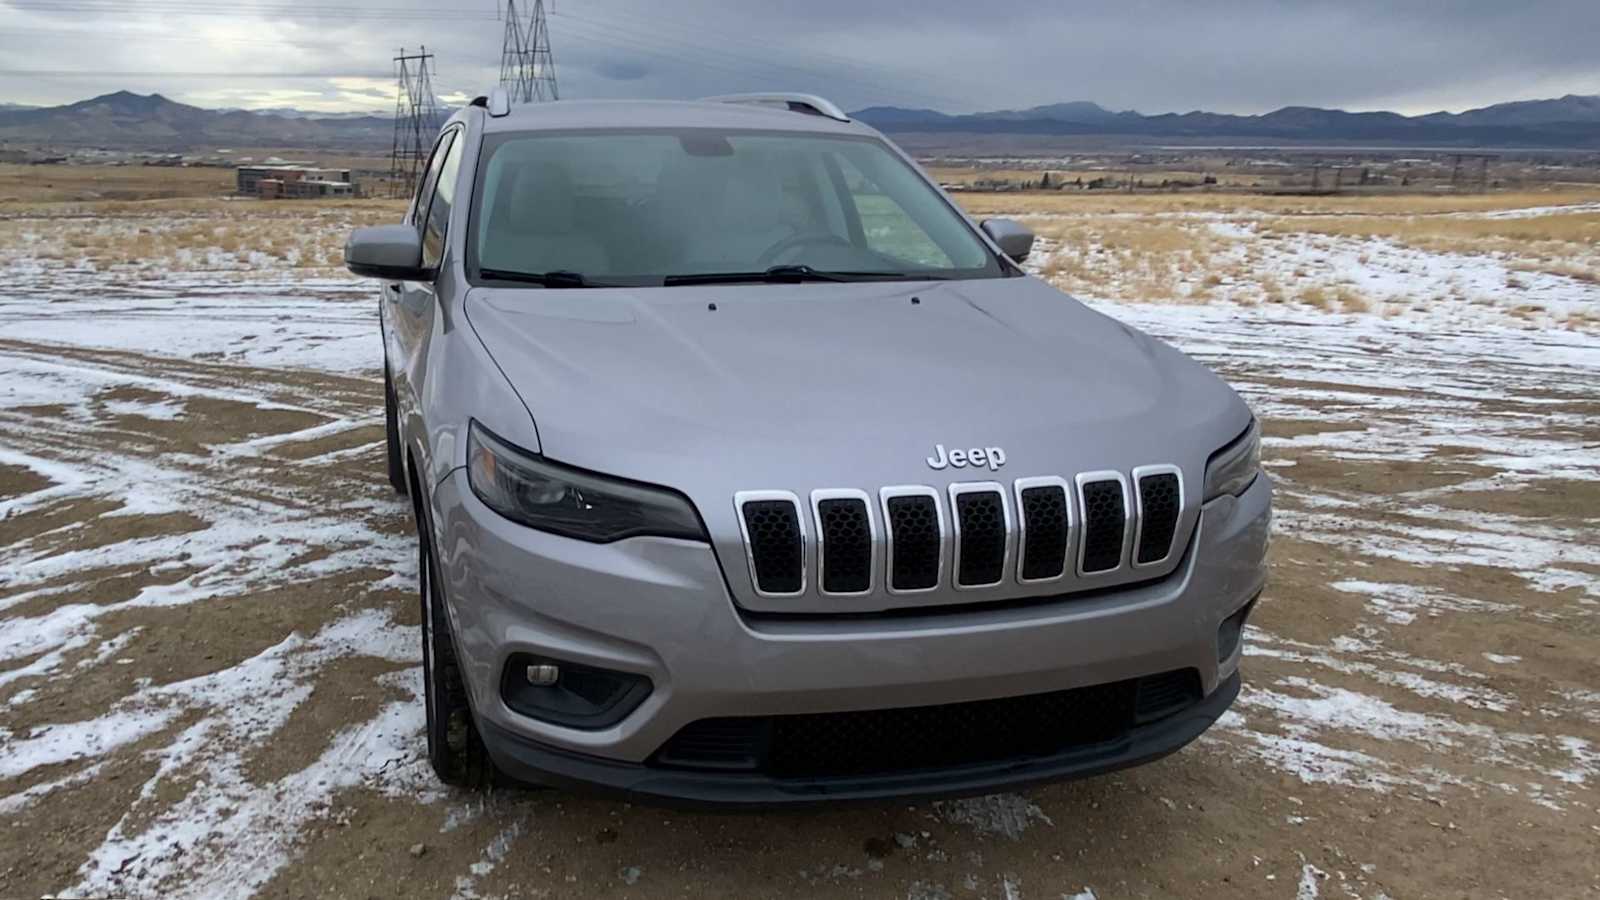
[1203,419,1261,502]
[466,421,706,543]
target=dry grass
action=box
[1257,210,1600,282]
[928,166,1259,190]
[954,187,1600,220]
[0,163,233,206]
[0,197,406,274]
[1031,216,1237,303]
[953,186,1599,330]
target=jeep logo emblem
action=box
[926,443,1007,472]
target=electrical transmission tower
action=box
[498,0,559,103]
[389,46,441,199]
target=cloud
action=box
[1,0,1596,115]
[592,59,650,81]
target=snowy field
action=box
[1,197,1598,899]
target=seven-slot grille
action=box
[736,467,1185,599]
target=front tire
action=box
[384,367,407,496]
[417,511,495,789]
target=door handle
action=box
[383,282,401,300]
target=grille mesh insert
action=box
[886,494,940,591]
[1134,668,1202,723]
[817,498,872,593]
[653,670,1204,778]
[1136,473,1181,564]
[1079,480,1126,573]
[954,490,1006,586]
[741,500,802,594]
[1019,485,1069,580]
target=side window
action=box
[832,155,953,268]
[410,130,454,229]
[422,131,464,269]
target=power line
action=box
[7,1,499,20]
[552,17,952,108]
[10,0,978,110]
[4,26,347,48]
[549,7,970,110]
[15,0,970,106]
[0,69,392,78]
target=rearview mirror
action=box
[345,225,434,281]
[980,218,1035,263]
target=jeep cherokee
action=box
[345,90,1270,806]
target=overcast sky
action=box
[3,0,1598,116]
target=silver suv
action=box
[346,91,1269,805]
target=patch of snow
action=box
[452,820,525,900]
[933,793,1054,840]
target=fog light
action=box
[525,664,560,686]
[501,653,651,730]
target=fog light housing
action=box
[500,653,651,729]
[1217,596,1258,662]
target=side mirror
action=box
[345,224,434,281]
[980,217,1035,263]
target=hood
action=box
[464,276,1248,493]
[466,275,1261,618]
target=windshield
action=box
[469,129,1005,286]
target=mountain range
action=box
[0,91,393,150]
[851,94,1600,147]
[3,90,1600,151]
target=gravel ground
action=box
[1,208,1598,899]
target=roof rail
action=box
[487,86,511,118]
[702,93,850,123]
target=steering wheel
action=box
[754,232,858,267]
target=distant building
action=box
[236,164,357,199]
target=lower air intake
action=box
[653,670,1202,778]
[1134,668,1202,723]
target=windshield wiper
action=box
[663,265,855,286]
[479,268,595,288]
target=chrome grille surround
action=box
[1131,464,1185,569]
[810,488,877,597]
[735,467,1182,602]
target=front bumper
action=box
[480,670,1239,808]
[433,469,1269,802]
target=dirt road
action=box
[2,229,1598,898]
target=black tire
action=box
[417,508,496,789]
[384,366,407,496]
